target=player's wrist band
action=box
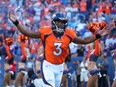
[13,20,19,26]
[95,34,101,39]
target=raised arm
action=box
[73,25,110,44]
[8,13,40,38]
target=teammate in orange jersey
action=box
[8,12,110,87]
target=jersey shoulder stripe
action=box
[65,27,77,41]
[38,26,52,41]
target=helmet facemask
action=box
[52,19,67,33]
[52,12,68,33]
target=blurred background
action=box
[0,0,116,87]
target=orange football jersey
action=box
[39,26,76,64]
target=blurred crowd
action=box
[0,0,116,42]
[0,0,116,87]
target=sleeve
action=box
[21,42,27,59]
[66,28,77,42]
[87,45,91,58]
[38,27,45,41]
[94,39,101,56]
[38,26,51,41]
[6,45,12,60]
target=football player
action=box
[9,12,110,87]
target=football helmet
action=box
[52,12,68,33]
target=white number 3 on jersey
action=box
[53,42,62,56]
